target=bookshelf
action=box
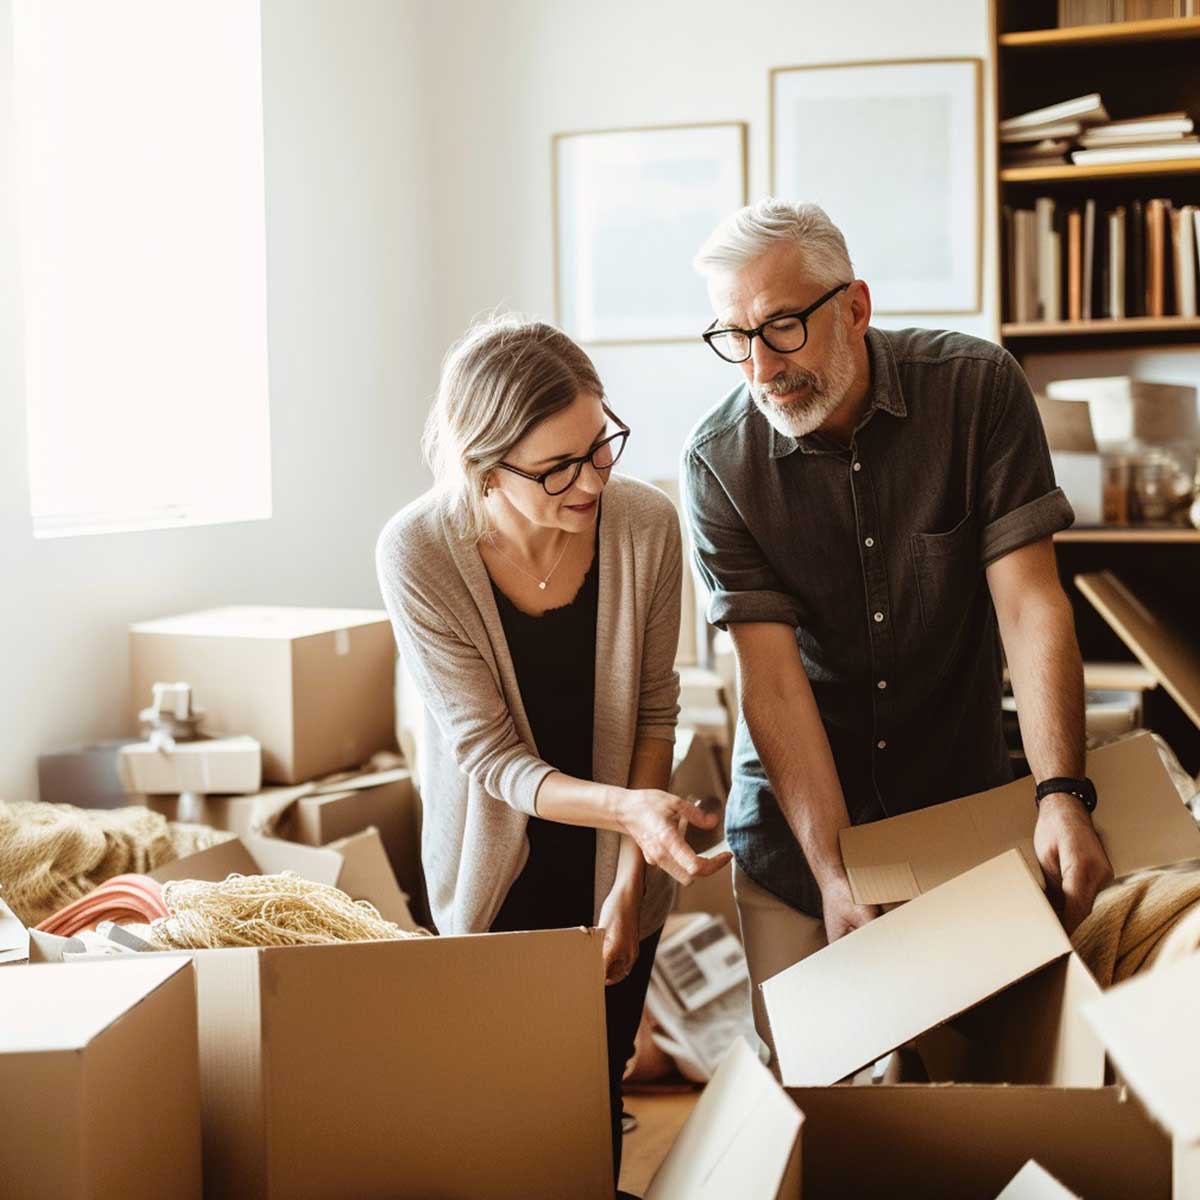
[993,1,1200,771]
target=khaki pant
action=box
[733,862,827,1070]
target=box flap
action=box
[763,850,1071,1086]
[130,605,390,640]
[0,958,191,1052]
[309,767,410,796]
[646,1038,802,1200]
[149,837,261,884]
[996,1160,1081,1199]
[325,828,418,930]
[1084,953,1200,1144]
[1076,572,1200,731]
[0,895,30,965]
[841,732,1200,905]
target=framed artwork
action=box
[553,121,747,344]
[771,59,982,315]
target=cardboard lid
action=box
[996,1161,1081,1199]
[1075,572,1200,731]
[840,731,1200,906]
[0,958,190,1052]
[149,837,260,883]
[763,850,1071,1087]
[645,1038,802,1200]
[130,605,389,640]
[1083,953,1200,1145]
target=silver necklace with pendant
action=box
[488,531,573,591]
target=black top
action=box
[488,545,600,932]
[683,326,1074,917]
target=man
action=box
[681,198,1113,1063]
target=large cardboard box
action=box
[130,606,397,784]
[1084,953,1200,1198]
[0,957,202,1199]
[839,732,1200,906]
[119,734,262,796]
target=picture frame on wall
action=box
[770,59,982,315]
[553,121,748,345]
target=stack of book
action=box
[1071,111,1198,165]
[1003,198,1200,323]
[1000,95,1110,167]
[1059,0,1199,25]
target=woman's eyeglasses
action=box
[496,412,630,496]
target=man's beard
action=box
[750,322,856,439]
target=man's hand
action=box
[819,874,879,943]
[598,885,641,986]
[1033,794,1114,933]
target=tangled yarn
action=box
[148,871,423,949]
[0,799,229,926]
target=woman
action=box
[375,314,728,1184]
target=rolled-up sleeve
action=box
[978,351,1075,568]
[681,447,800,630]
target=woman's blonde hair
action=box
[423,313,604,540]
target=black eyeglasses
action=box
[496,411,630,496]
[702,282,851,364]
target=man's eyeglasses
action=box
[496,410,630,496]
[701,282,851,364]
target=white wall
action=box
[1,0,997,799]
[422,0,997,481]
[0,0,438,800]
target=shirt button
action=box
[873,611,884,623]
[853,461,862,472]
[877,740,887,750]
[864,537,875,548]
[877,680,887,690]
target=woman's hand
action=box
[617,789,732,885]
[599,884,641,986]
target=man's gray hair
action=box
[693,198,854,286]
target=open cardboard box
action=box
[653,851,1172,1199]
[1084,953,1200,1199]
[840,731,1200,906]
[0,957,202,1199]
[22,837,613,1199]
[996,1160,1080,1199]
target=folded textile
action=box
[36,873,168,937]
[1072,867,1200,987]
[0,799,232,926]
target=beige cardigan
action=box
[375,474,680,938]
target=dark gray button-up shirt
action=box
[682,326,1074,917]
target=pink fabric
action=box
[36,873,168,936]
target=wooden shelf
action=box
[1056,528,1200,544]
[1000,16,1200,49]
[1001,158,1200,183]
[1002,317,1200,338]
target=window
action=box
[12,0,271,538]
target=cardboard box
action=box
[119,735,262,796]
[148,829,419,933]
[37,739,142,808]
[839,732,1200,906]
[145,767,425,919]
[1084,953,1200,1198]
[996,1161,1080,1199]
[0,957,202,1198]
[130,606,397,784]
[645,1037,802,1200]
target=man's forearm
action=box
[1004,591,1087,785]
[740,658,852,888]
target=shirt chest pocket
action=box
[910,511,980,633]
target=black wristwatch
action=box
[1035,776,1098,814]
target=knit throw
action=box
[0,799,230,926]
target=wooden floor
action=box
[617,1088,701,1197]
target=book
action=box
[1014,209,1038,323]
[1082,199,1096,321]
[1001,121,1084,144]
[1036,197,1059,321]
[1003,139,1073,165]
[1080,113,1193,143]
[1108,206,1126,320]
[1001,94,1109,133]
[1078,131,1198,149]
[1194,209,1200,312]
[1095,204,1111,318]
[1068,209,1083,321]
[1128,200,1144,318]
[1072,141,1200,164]
[1145,199,1165,317]
[1177,205,1197,318]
